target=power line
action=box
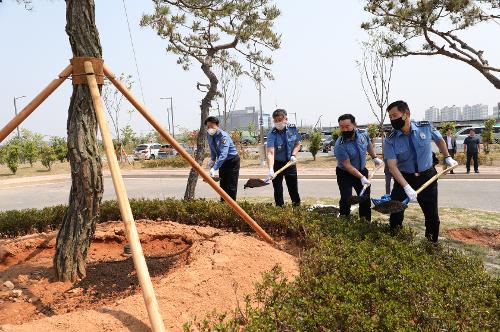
[121,0,146,105]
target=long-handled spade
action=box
[346,162,384,205]
[372,164,459,214]
[244,160,297,189]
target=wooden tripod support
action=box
[0,58,276,332]
[84,61,166,332]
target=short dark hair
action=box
[272,109,287,118]
[469,129,475,133]
[387,100,410,113]
[338,114,356,124]
[204,116,219,125]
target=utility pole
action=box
[13,96,26,139]
[258,74,265,166]
[160,97,175,138]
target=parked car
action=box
[133,143,161,160]
[321,139,334,153]
[158,144,176,158]
[372,137,383,155]
[240,136,257,145]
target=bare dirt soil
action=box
[446,227,500,250]
[0,220,298,331]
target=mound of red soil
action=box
[446,228,500,250]
[0,220,298,331]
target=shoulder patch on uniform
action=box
[287,124,296,128]
[221,138,227,144]
[416,121,430,127]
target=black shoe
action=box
[466,171,470,174]
[450,171,454,174]
[475,171,479,173]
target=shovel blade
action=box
[243,178,270,189]
[372,200,407,214]
[346,194,369,205]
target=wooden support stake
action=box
[0,65,73,143]
[103,64,274,245]
[84,61,166,332]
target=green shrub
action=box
[436,152,493,166]
[141,156,189,168]
[191,217,499,331]
[309,130,321,160]
[40,145,57,170]
[0,200,498,330]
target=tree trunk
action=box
[184,60,218,199]
[54,0,104,282]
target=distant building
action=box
[424,106,440,122]
[225,106,272,132]
[494,102,500,119]
[440,105,461,122]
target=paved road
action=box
[1,177,499,212]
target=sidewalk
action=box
[1,165,499,186]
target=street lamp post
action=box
[13,96,26,139]
[160,97,175,138]
[258,77,266,166]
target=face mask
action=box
[275,122,286,130]
[341,130,354,140]
[390,116,406,130]
[207,128,217,136]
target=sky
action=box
[0,0,499,139]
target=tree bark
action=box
[184,59,218,199]
[54,0,104,282]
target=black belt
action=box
[401,167,434,177]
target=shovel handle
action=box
[359,161,384,196]
[402,164,459,204]
[267,160,297,181]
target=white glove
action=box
[360,176,371,186]
[373,157,383,167]
[209,168,216,178]
[268,168,275,179]
[403,184,418,202]
[290,155,298,163]
[208,159,215,168]
[444,156,458,167]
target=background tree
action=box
[363,0,500,89]
[50,136,68,163]
[481,118,496,153]
[357,33,394,135]
[20,129,43,167]
[215,50,243,129]
[4,137,21,174]
[309,130,322,161]
[120,125,138,151]
[366,123,379,141]
[102,73,134,144]
[141,0,281,199]
[54,0,105,282]
[439,121,457,136]
[40,144,57,171]
[331,128,341,143]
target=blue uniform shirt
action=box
[334,129,371,171]
[266,124,301,162]
[207,129,238,170]
[384,121,442,173]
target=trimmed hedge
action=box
[0,199,498,330]
[0,199,310,238]
[188,217,500,331]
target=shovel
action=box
[346,162,384,205]
[244,160,296,189]
[372,164,458,214]
[203,176,220,182]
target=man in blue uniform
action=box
[384,100,458,242]
[266,109,302,206]
[334,114,383,221]
[205,116,240,200]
